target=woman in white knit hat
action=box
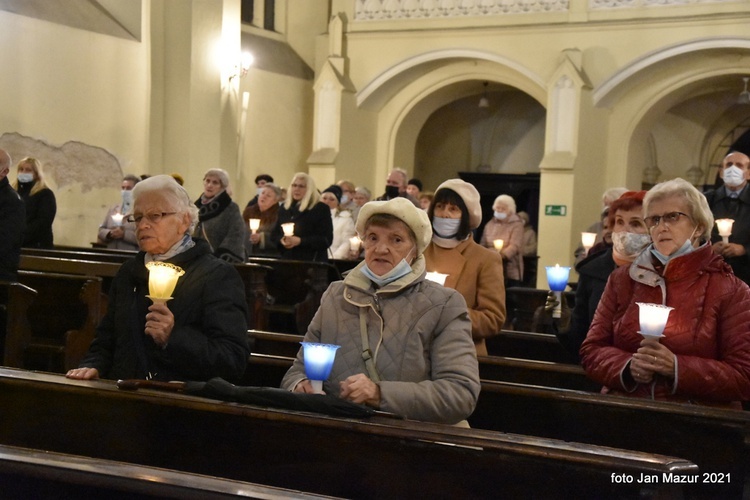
[280,197,480,425]
[423,179,506,356]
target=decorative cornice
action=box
[353,0,569,21]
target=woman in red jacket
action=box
[580,178,750,408]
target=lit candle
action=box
[145,261,185,304]
[715,219,734,244]
[581,232,597,254]
[545,265,571,319]
[493,239,504,252]
[111,213,124,227]
[425,271,448,286]
[281,222,295,237]
[636,302,673,339]
[301,342,340,394]
[249,218,261,234]
[349,236,361,252]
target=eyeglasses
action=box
[125,212,177,224]
[643,211,690,230]
[291,183,306,189]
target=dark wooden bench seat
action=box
[477,355,599,392]
[471,379,750,498]
[486,329,575,363]
[5,271,105,373]
[0,444,335,499]
[0,368,698,499]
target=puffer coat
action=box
[580,243,750,407]
[281,255,480,424]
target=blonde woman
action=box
[12,157,56,248]
[271,173,333,261]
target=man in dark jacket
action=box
[0,149,26,282]
[705,151,750,285]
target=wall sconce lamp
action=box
[229,52,254,81]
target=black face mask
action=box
[385,185,399,199]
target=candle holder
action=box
[636,302,673,339]
[425,271,448,286]
[545,265,571,318]
[493,239,504,252]
[301,342,340,394]
[249,218,261,234]
[281,222,295,237]
[715,219,734,244]
[581,232,597,255]
[349,236,361,253]
[145,261,185,305]
[111,213,124,227]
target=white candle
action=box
[493,239,504,251]
[249,218,261,234]
[349,236,361,252]
[581,232,597,253]
[281,222,295,237]
[111,213,124,227]
[425,271,448,286]
[636,302,673,338]
[145,262,185,304]
[715,219,734,244]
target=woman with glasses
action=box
[581,178,750,407]
[12,157,56,248]
[66,175,250,382]
[193,168,247,263]
[271,172,333,261]
[281,198,479,424]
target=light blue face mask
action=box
[494,211,507,220]
[121,190,133,214]
[17,173,34,183]
[340,194,349,205]
[650,227,698,264]
[432,216,461,239]
[361,246,416,287]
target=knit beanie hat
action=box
[322,185,342,203]
[356,197,433,255]
[434,179,482,229]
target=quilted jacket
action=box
[580,243,750,407]
[281,255,480,424]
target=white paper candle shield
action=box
[493,239,504,251]
[301,342,340,394]
[145,262,185,303]
[636,302,673,338]
[715,219,734,244]
[281,222,295,237]
[111,213,124,227]
[425,271,448,286]
[249,218,261,234]
[581,232,597,252]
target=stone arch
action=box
[591,38,750,189]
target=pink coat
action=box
[580,243,750,407]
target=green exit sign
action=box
[545,205,567,216]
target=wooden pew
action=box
[248,257,340,335]
[485,329,576,363]
[471,379,750,498]
[0,282,37,362]
[24,246,135,263]
[245,330,598,392]
[477,355,600,392]
[0,368,698,498]
[19,252,270,331]
[0,444,333,499]
[5,271,104,373]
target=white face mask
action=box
[340,194,349,205]
[612,231,650,260]
[17,173,34,183]
[723,165,745,188]
[494,211,507,220]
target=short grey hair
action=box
[132,174,199,233]
[643,177,713,241]
[122,174,141,185]
[355,186,371,199]
[602,187,628,207]
[204,168,230,189]
[261,183,282,199]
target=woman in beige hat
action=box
[281,197,480,425]
[423,179,506,356]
